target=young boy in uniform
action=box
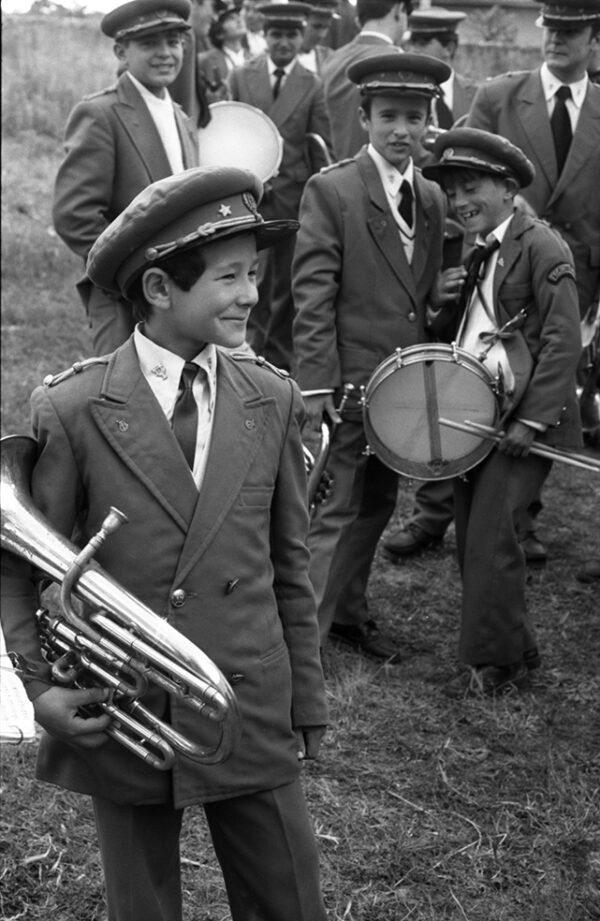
[422,128,582,696]
[2,166,328,921]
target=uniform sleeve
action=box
[52,99,118,259]
[292,173,344,391]
[270,381,328,728]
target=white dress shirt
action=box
[367,143,416,264]
[134,325,217,488]
[127,72,184,174]
[540,61,588,133]
[267,56,297,93]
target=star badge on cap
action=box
[218,204,233,217]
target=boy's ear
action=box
[113,41,127,63]
[358,106,370,131]
[142,268,172,309]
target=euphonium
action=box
[0,435,242,771]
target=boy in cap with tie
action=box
[53,0,199,357]
[3,166,328,921]
[422,127,582,696]
[292,51,453,660]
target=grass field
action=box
[1,15,600,921]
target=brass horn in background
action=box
[0,435,242,771]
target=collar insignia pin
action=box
[116,419,129,432]
[498,257,504,267]
[150,363,168,379]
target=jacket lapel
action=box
[113,74,173,179]
[246,56,275,113]
[515,71,557,188]
[357,151,418,305]
[173,355,276,583]
[411,172,439,288]
[547,84,600,207]
[268,60,311,125]
[88,339,199,532]
[174,104,199,169]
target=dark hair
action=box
[126,245,208,321]
[356,0,411,27]
[359,92,431,118]
[208,9,239,48]
[410,34,457,52]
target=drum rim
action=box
[199,101,284,182]
[362,343,500,480]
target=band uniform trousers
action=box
[453,448,552,667]
[308,416,399,643]
[93,777,327,921]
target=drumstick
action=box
[438,418,600,473]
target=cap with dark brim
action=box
[257,2,308,28]
[303,0,340,20]
[406,8,466,38]
[422,127,536,189]
[347,52,452,98]
[535,0,600,26]
[101,0,192,41]
[87,166,299,297]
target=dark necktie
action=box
[172,362,199,469]
[436,87,454,130]
[550,84,572,174]
[272,68,285,100]
[460,238,500,312]
[398,179,413,229]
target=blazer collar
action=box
[548,81,600,205]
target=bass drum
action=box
[363,344,500,480]
[198,101,284,183]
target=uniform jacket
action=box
[451,71,479,123]
[53,73,199,260]
[1,342,327,809]
[228,55,332,220]
[438,209,582,448]
[466,69,600,313]
[321,33,392,161]
[292,148,446,395]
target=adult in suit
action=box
[466,0,600,562]
[2,167,328,921]
[228,3,332,371]
[297,0,338,75]
[421,129,582,695]
[321,0,411,162]
[466,0,600,320]
[53,0,199,357]
[382,7,480,562]
[197,7,250,103]
[292,54,451,658]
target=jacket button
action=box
[171,589,187,608]
[408,311,417,322]
[226,579,240,595]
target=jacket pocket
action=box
[237,486,274,509]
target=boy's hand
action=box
[33,685,111,748]
[303,393,341,431]
[295,726,327,761]
[498,420,536,457]
[430,266,467,309]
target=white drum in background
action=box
[198,101,283,183]
[363,344,501,480]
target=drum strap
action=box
[423,361,443,463]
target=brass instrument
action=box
[303,384,355,508]
[1,435,242,771]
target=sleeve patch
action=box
[547,263,575,284]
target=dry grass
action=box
[2,14,600,921]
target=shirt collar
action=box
[359,30,394,44]
[267,56,296,77]
[126,70,172,105]
[540,61,588,108]
[134,324,217,402]
[475,210,514,248]
[367,142,414,196]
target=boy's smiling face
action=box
[115,31,185,96]
[359,94,430,173]
[443,171,515,237]
[143,234,260,359]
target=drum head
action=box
[198,102,283,183]
[364,346,499,480]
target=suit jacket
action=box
[1,342,327,809]
[437,210,582,448]
[53,73,199,260]
[451,71,479,123]
[292,148,446,395]
[467,69,600,313]
[228,55,332,220]
[321,33,393,161]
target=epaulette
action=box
[320,157,354,174]
[229,353,290,379]
[83,83,117,101]
[486,70,528,82]
[43,356,109,388]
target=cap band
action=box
[114,10,190,39]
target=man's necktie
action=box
[550,84,572,174]
[398,180,413,229]
[436,87,454,130]
[172,362,199,470]
[460,238,500,312]
[272,68,285,100]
